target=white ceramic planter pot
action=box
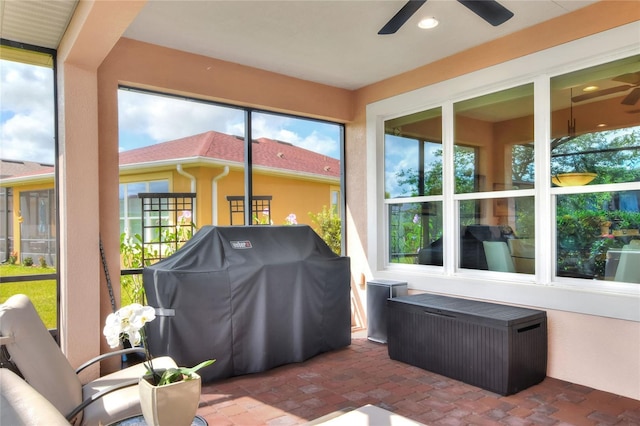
[139,372,201,426]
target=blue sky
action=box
[0,60,341,164]
[117,90,342,159]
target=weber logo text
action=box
[231,240,253,249]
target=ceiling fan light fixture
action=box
[378,0,512,35]
[583,85,599,92]
[418,17,439,29]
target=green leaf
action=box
[156,359,216,386]
[157,368,184,386]
[180,359,216,378]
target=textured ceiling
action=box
[1,0,598,89]
[123,1,597,89]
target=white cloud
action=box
[118,90,244,145]
[0,60,55,163]
[250,113,290,140]
[1,112,55,164]
[1,61,53,112]
[251,113,340,158]
[0,62,341,164]
[385,142,419,198]
[295,131,340,158]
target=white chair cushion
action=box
[0,294,82,417]
[1,368,69,426]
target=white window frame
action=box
[366,22,640,322]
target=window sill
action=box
[373,267,640,322]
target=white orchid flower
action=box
[128,329,142,346]
[131,305,156,329]
[103,303,215,385]
[102,303,157,348]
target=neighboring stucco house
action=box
[119,130,340,228]
[0,159,55,265]
[1,131,340,263]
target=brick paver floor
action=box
[196,332,640,425]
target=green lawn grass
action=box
[1,264,57,329]
[1,265,137,329]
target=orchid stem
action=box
[141,327,156,383]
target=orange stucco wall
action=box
[122,165,338,227]
[55,0,640,400]
[100,38,353,124]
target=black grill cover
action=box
[142,225,351,382]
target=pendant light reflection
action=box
[551,89,596,186]
[551,172,597,187]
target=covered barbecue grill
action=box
[143,225,351,382]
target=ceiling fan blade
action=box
[571,85,631,103]
[378,0,427,35]
[621,87,640,105]
[613,72,640,85]
[457,0,514,26]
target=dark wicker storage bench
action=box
[387,293,547,396]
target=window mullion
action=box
[442,101,456,275]
[244,110,253,226]
[534,76,552,284]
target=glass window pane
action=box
[459,196,535,274]
[512,144,535,187]
[119,184,126,217]
[454,145,478,194]
[389,201,443,265]
[118,88,246,229]
[149,180,169,193]
[551,55,640,284]
[331,189,340,216]
[127,183,145,218]
[551,126,640,186]
[385,108,443,198]
[250,111,343,254]
[117,88,345,268]
[128,218,142,239]
[120,181,170,241]
[18,190,55,265]
[455,84,534,193]
[556,190,640,281]
[550,55,640,187]
[0,52,57,328]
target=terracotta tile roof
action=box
[3,131,340,181]
[119,131,340,178]
[0,159,54,179]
